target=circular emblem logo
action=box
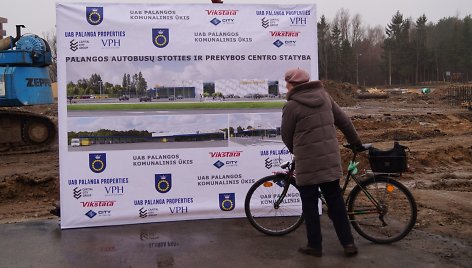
[88,10,102,25]
[91,159,105,172]
[157,179,170,193]
[220,199,234,211]
[154,34,168,47]
[86,7,103,26]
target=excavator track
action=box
[0,109,56,154]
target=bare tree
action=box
[366,25,385,45]
[351,14,364,46]
[359,25,385,85]
[336,8,351,42]
[43,30,57,82]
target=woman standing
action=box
[281,68,362,257]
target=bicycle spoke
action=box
[245,175,304,236]
[348,177,417,243]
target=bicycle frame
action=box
[273,161,296,209]
[274,149,388,224]
[342,151,388,225]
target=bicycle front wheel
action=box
[244,174,304,236]
[347,176,417,243]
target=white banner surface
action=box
[57,2,317,229]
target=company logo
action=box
[262,17,269,28]
[85,210,97,218]
[209,151,242,158]
[89,153,107,173]
[104,186,124,195]
[284,40,297,46]
[210,18,236,25]
[85,210,111,218]
[213,160,225,169]
[86,7,104,25]
[138,207,159,218]
[68,39,90,51]
[213,160,238,169]
[80,201,116,207]
[270,31,300,37]
[290,17,307,26]
[265,157,283,169]
[155,174,172,193]
[265,157,274,169]
[26,78,51,87]
[265,157,273,169]
[73,187,82,199]
[219,193,235,211]
[101,39,121,48]
[210,18,221,26]
[139,207,148,218]
[273,40,284,48]
[169,206,188,214]
[152,28,169,48]
[73,187,93,199]
[70,39,78,51]
[206,9,237,25]
[261,17,279,28]
[206,10,239,16]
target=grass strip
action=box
[67,101,285,111]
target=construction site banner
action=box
[56,3,317,229]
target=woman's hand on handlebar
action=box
[343,143,371,153]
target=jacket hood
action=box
[286,80,324,108]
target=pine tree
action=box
[415,14,428,84]
[317,15,331,79]
[330,24,342,80]
[384,11,412,84]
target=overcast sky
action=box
[1,0,471,37]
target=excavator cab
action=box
[0,25,56,154]
[0,25,53,106]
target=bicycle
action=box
[244,143,417,244]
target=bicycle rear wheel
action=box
[244,174,304,236]
[347,176,417,243]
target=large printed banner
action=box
[57,3,317,229]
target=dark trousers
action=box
[298,179,354,250]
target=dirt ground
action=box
[0,83,471,267]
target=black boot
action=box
[343,244,358,257]
[298,246,322,257]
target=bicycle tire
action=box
[347,176,417,244]
[244,174,304,236]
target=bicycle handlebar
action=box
[280,144,371,171]
[280,161,291,169]
[343,143,372,153]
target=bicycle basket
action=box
[368,142,408,173]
